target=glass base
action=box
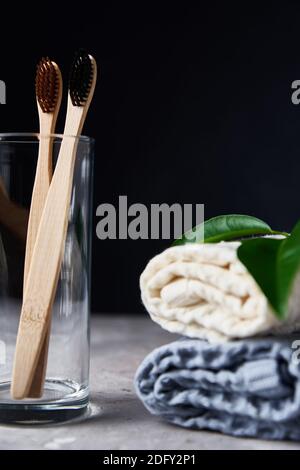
[0,379,89,424]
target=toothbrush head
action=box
[69,49,96,106]
[35,57,61,113]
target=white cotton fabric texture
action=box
[140,241,300,343]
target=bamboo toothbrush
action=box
[11,50,97,399]
[24,58,62,398]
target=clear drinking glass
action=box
[0,133,94,423]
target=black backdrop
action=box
[1,4,300,313]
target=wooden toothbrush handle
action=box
[12,135,79,399]
[30,334,50,390]
[27,310,53,398]
[23,136,52,287]
[24,135,53,398]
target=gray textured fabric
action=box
[135,337,300,440]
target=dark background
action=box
[1,3,300,313]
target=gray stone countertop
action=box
[0,315,300,450]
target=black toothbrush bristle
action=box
[69,49,94,106]
[35,57,60,113]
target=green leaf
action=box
[237,238,283,316]
[173,214,285,245]
[237,220,300,319]
[277,220,300,315]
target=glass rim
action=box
[0,133,94,144]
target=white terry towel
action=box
[140,242,300,343]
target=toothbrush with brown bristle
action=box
[24,58,62,398]
[24,58,62,285]
[11,50,97,399]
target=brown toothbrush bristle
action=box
[35,57,60,113]
[69,49,94,106]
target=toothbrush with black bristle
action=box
[11,50,97,399]
[24,57,62,398]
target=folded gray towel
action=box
[134,337,300,441]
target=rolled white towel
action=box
[140,242,300,343]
